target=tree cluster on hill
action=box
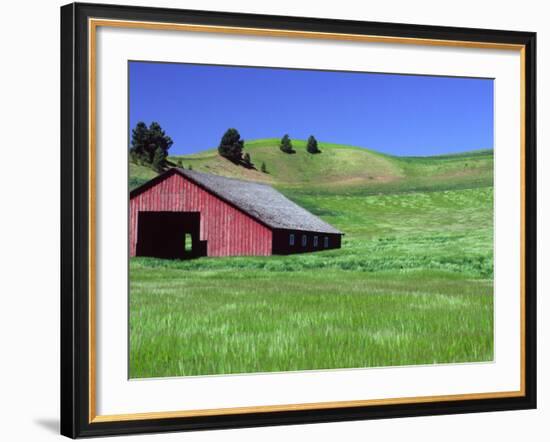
[130,121,173,172]
[215,129,324,175]
[279,134,295,154]
[218,128,244,163]
[218,128,257,169]
[307,135,321,154]
[280,134,321,154]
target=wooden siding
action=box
[130,173,272,257]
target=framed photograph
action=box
[60,2,536,438]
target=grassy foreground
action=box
[129,172,494,377]
[130,268,492,377]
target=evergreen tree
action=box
[306,135,321,154]
[151,147,166,172]
[218,128,244,162]
[261,162,267,173]
[176,159,183,168]
[129,121,173,165]
[279,134,294,154]
[188,164,193,170]
[243,152,252,168]
[147,122,173,162]
[130,121,149,161]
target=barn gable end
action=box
[130,171,272,257]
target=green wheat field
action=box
[129,139,494,378]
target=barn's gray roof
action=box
[176,169,342,235]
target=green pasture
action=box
[129,140,494,379]
[130,268,492,377]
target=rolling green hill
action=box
[131,138,493,195]
[129,138,494,378]
[129,161,157,190]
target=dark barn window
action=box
[302,234,307,247]
[289,233,295,246]
[314,236,319,247]
[324,236,329,248]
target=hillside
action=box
[129,161,157,190]
[130,139,493,195]
[129,138,494,377]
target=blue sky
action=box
[129,61,493,157]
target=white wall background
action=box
[0,0,546,440]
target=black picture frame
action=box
[61,2,536,438]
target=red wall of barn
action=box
[129,173,272,257]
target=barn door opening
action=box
[136,211,205,259]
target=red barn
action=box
[129,168,343,259]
